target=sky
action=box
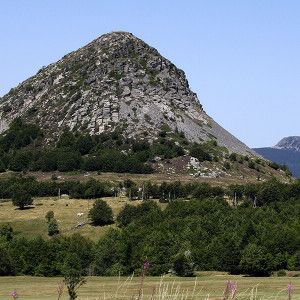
[0,1,299,148]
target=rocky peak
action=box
[0,31,254,155]
[275,136,300,152]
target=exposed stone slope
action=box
[0,31,253,155]
[275,136,300,152]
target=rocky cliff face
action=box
[0,31,253,155]
[275,136,300,152]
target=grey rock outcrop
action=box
[275,136,300,152]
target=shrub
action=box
[0,224,14,241]
[190,144,212,162]
[277,269,287,277]
[48,218,59,236]
[223,162,231,170]
[229,153,237,161]
[45,210,54,222]
[248,160,256,169]
[172,251,194,277]
[89,199,114,226]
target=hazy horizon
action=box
[1,0,299,148]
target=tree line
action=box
[2,195,300,277]
[1,174,300,209]
[1,178,300,276]
[0,118,232,174]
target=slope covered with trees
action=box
[1,178,300,277]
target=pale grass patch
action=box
[82,278,291,300]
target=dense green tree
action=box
[89,199,114,226]
[11,186,33,210]
[239,243,274,276]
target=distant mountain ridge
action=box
[275,136,300,152]
[254,136,300,177]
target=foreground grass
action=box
[0,274,299,300]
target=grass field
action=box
[0,196,151,240]
[0,273,298,300]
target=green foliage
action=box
[192,183,224,200]
[257,179,285,204]
[94,229,127,275]
[56,149,81,172]
[172,251,194,277]
[277,269,287,277]
[248,160,256,169]
[89,199,114,226]
[223,162,231,170]
[239,243,274,276]
[0,224,14,241]
[63,253,86,300]
[0,160,6,172]
[189,143,212,162]
[69,179,114,199]
[268,161,280,170]
[48,218,59,236]
[0,118,42,152]
[116,204,138,227]
[229,153,237,161]
[45,210,54,222]
[108,70,123,80]
[3,193,300,277]
[11,186,33,210]
[0,244,15,275]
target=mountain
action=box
[0,31,291,181]
[275,136,300,152]
[254,136,300,178]
[0,31,253,155]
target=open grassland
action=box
[0,196,152,240]
[0,273,299,300]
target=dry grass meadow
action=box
[0,196,151,240]
[0,273,299,300]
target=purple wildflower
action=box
[223,281,237,300]
[137,259,150,300]
[288,283,294,300]
[11,289,18,299]
[143,259,150,274]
